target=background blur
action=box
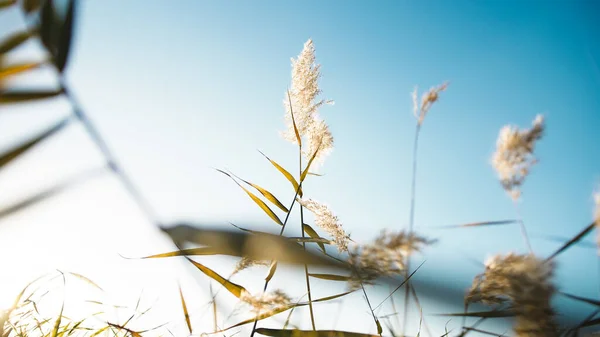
[1,1,599,336]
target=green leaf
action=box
[256,328,381,337]
[308,273,351,282]
[0,88,63,104]
[0,62,43,79]
[375,319,383,335]
[302,223,326,253]
[258,150,303,197]
[0,31,33,54]
[217,169,283,226]
[54,0,75,72]
[546,222,595,261]
[229,171,288,213]
[0,117,70,169]
[185,257,247,299]
[0,0,15,10]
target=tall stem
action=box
[298,147,317,330]
[249,176,306,337]
[402,123,420,336]
[58,79,160,226]
[513,200,533,254]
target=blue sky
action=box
[1,0,599,336]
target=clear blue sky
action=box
[1,1,599,336]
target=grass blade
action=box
[255,328,380,337]
[229,171,289,213]
[546,222,595,261]
[302,223,326,253]
[435,220,518,229]
[560,291,600,307]
[437,310,514,318]
[258,150,303,197]
[217,169,284,226]
[0,62,42,79]
[140,247,218,259]
[0,88,63,104]
[374,260,425,310]
[66,272,103,292]
[107,323,142,337]
[185,257,247,299]
[219,304,299,332]
[300,138,323,182]
[0,168,103,220]
[54,0,75,72]
[0,0,16,9]
[178,284,192,334]
[286,90,302,147]
[308,273,351,281]
[0,31,33,54]
[22,0,41,13]
[0,117,70,169]
[265,260,277,282]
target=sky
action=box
[1,0,600,336]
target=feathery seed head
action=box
[232,257,271,275]
[467,253,558,336]
[240,289,291,314]
[297,198,349,252]
[412,82,449,125]
[492,115,545,201]
[348,230,435,289]
[282,39,335,167]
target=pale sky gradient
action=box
[1,1,599,336]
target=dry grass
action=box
[1,1,599,337]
